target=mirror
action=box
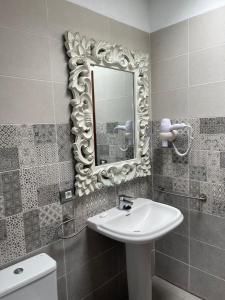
[91,66,135,166]
[64,32,151,197]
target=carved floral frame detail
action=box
[64,31,151,197]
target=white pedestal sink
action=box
[87,198,183,300]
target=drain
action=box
[14,268,24,275]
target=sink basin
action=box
[87,198,183,244]
[87,198,183,300]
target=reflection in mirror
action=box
[91,66,135,166]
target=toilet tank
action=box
[0,253,58,300]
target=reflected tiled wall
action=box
[151,5,225,300]
[0,0,151,299]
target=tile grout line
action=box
[44,1,69,299]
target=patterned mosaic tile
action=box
[0,147,19,172]
[59,161,74,187]
[0,125,20,148]
[23,209,41,253]
[106,122,118,134]
[200,134,225,151]
[40,224,58,246]
[37,184,60,206]
[23,209,40,236]
[2,171,22,216]
[20,168,38,211]
[57,124,73,162]
[189,180,200,197]
[39,203,62,228]
[18,140,36,167]
[173,178,189,195]
[200,117,225,134]
[33,124,56,144]
[35,143,58,165]
[189,166,207,182]
[153,175,173,192]
[37,164,59,186]
[0,196,4,218]
[220,152,225,168]
[190,150,207,167]
[25,231,41,253]
[0,219,7,241]
[207,151,220,167]
[0,213,26,265]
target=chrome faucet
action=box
[118,194,134,210]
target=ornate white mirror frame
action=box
[64,31,151,197]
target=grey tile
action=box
[189,166,207,182]
[190,267,225,300]
[0,27,51,80]
[82,271,128,300]
[37,164,59,186]
[0,219,7,241]
[2,170,22,216]
[155,251,189,290]
[0,0,48,36]
[189,6,225,52]
[190,239,225,280]
[57,124,73,162]
[37,184,60,207]
[189,150,207,167]
[64,228,118,275]
[190,211,225,249]
[0,77,54,124]
[58,276,67,300]
[189,45,225,86]
[33,124,56,144]
[151,20,188,62]
[67,245,125,300]
[0,148,19,172]
[156,232,189,263]
[152,55,188,93]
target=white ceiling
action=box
[67,0,225,32]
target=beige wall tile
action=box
[0,28,51,80]
[0,0,48,36]
[109,19,149,53]
[189,82,225,118]
[46,0,85,39]
[152,88,188,120]
[152,55,188,93]
[189,6,225,52]
[189,45,225,86]
[54,82,71,124]
[151,21,188,62]
[0,77,54,124]
[50,37,68,83]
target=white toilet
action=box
[0,253,58,300]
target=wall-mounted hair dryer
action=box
[160,118,193,157]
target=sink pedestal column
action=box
[126,243,153,300]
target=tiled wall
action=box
[151,6,225,300]
[0,1,151,299]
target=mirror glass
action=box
[91,65,135,166]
